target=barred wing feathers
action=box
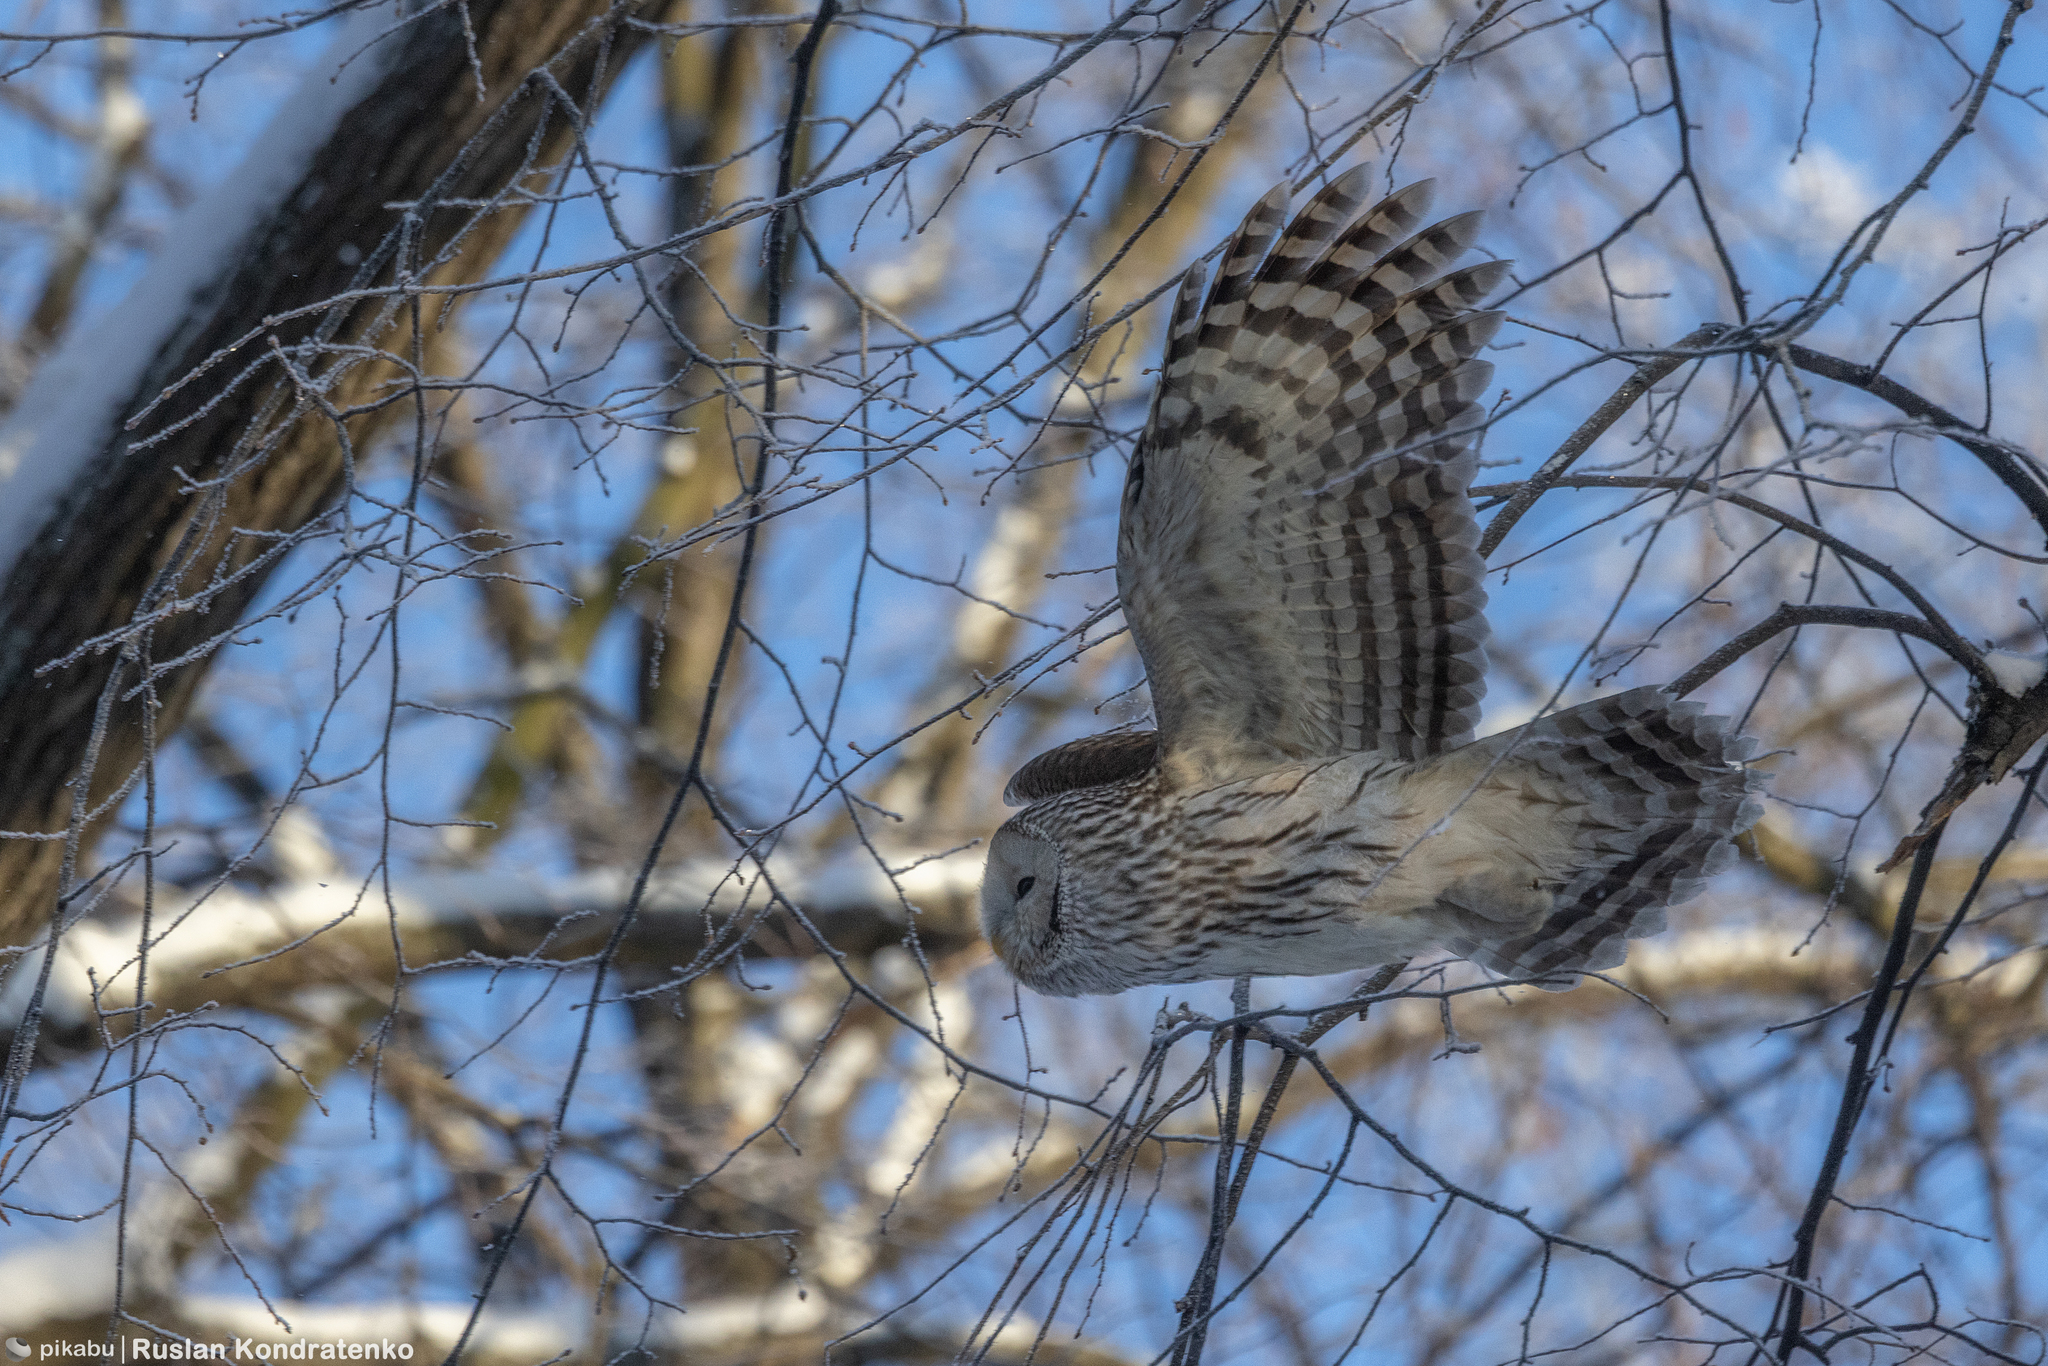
[1118,167,1503,780]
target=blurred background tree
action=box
[1,1,2046,1362]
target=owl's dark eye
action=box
[1015,875,1036,898]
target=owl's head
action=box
[979,822,1070,992]
[981,739,1165,995]
[980,809,1157,996]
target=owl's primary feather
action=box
[981,167,1762,997]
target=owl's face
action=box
[980,824,1067,990]
[981,809,1173,997]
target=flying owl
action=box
[980,166,1762,998]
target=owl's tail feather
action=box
[1444,686,1764,988]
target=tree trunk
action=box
[0,0,659,947]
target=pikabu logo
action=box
[6,1340,30,1362]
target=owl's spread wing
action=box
[1003,730,1159,806]
[1117,167,1501,779]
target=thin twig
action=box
[1776,821,1946,1362]
[1478,324,1728,559]
[1766,341,2048,546]
[1671,602,1995,697]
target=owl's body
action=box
[992,756,1449,996]
[981,167,1761,997]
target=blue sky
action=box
[3,1,2046,1354]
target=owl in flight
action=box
[980,166,1762,997]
